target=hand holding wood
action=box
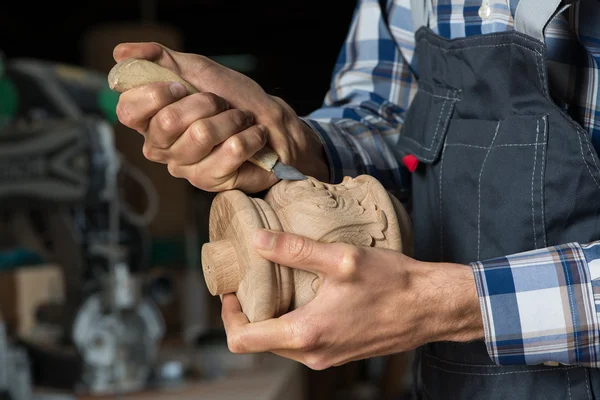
[201,175,414,322]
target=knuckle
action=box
[207,171,237,191]
[226,135,247,160]
[189,120,213,150]
[268,96,285,122]
[116,102,135,127]
[141,144,152,159]
[304,354,329,371]
[293,326,320,352]
[156,107,180,134]
[188,177,206,191]
[337,246,362,279]
[148,87,168,109]
[187,174,205,190]
[286,235,312,263]
[189,168,216,191]
[166,162,180,178]
[248,125,267,147]
[198,92,226,112]
[142,144,159,161]
[230,109,249,128]
[226,332,246,354]
[211,178,237,192]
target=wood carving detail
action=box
[201,175,413,322]
[265,177,389,247]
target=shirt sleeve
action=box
[471,241,600,366]
[302,0,416,202]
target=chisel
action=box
[108,58,307,181]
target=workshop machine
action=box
[0,52,165,395]
[0,313,32,400]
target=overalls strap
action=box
[410,0,430,30]
[513,0,575,42]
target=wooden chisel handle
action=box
[108,58,279,172]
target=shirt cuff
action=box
[300,118,367,184]
[470,242,600,366]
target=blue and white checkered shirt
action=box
[303,0,600,367]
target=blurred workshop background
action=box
[0,1,412,399]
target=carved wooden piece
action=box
[201,175,413,322]
[108,58,279,172]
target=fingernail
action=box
[253,229,276,251]
[169,82,187,98]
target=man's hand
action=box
[222,229,484,370]
[113,42,328,193]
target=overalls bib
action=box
[396,0,600,398]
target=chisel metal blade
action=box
[272,161,307,181]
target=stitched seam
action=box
[421,384,435,400]
[421,92,460,101]
[402,93,450,152]
[429,91,448,152]
[423,352,503,368]
[417,81,461,100]
[586,372,591,400]
[541,51,549,98]
[422,40,543,57]
[553,93,600,182]
[565,244,579,364]
[425,361,578,376]
[445,143,487,149]
[577,131,600,190]
[541,116,548,247]
[402,101,458,162]
[531,119,539,250]
[427,93,456,162]
[445,143,544,149]
[534,49,547,99]
[583,129,600,177]
[539,51,549,98]
[567,369,572,400]
[496,143,540,148]
[440,143,446,260]
[419,32,544,52]
[586,370,591,399]
[477,121,501,260]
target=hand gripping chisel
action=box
[108,58,307,181]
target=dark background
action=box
[0,0,357,116]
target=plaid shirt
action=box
[303,0,600,366]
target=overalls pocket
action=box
[440,114,549,262]
[397,81,460,163]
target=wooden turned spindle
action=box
[201,175,414,323]
[201,239,241,296]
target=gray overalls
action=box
[396,0,600,398]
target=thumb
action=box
[113,42,184,73]
[252,229,345,275]
[114,42,165,62]
[112,42,221,90]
